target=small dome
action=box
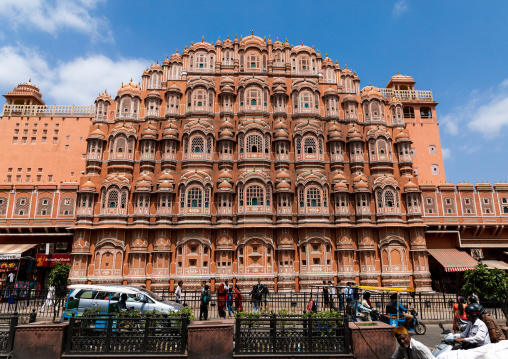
[353,173,368,183]
[324,87,337,96]
[274,119,288,131]
[159,171,174,181]
[221,85,235,94]
[343,94,357,102]
[354,179,369,190]
[80,179,97,192]
[334,182,348,192]
[163,56,170,65]
[158,181,174,190]
[146,90,161,99]
[276,170,290,180]
[276,181,291,190]
[404,180,419,191]
[273,77,286,86]
[166,82,182,94]
[149,62,163,72]
[275,128,289,139]
[322,57,334,66]
[333,172,346,183]
[218,170,233,180]
[395,130,410,141]
[117,80,142,97]
[95,91,112,103]
[163,121,179,138]
[221,76,234,85]
[240,34,266,49]
[136,180,151,190]
[220,128,234,139]
[141,122,157,139]
[347,126,363,140]
[89,126,106,139]
[220,119,234,131]
[218,181,233,190]
[273,85,286,94]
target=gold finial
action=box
[156,60,158,64]
[235,33,237,39]
[251,29,254,35]
[268,34,271,40]
[326,52,328,57]
[344,64,347,69]
[369,82,371,86]
[191,41,193,45]
[184,45,187,49]
[312,45,314,49]
[227,35,229,39]
[336,60,338,65]
[218,35,221,40]
[211,41,214,46]
[253,166,256,172]
[397,71,400,75]
[354,71,357,75]
[263,36,266,41]
[252,74,255,78]
[301,41,303,45]
[285,37,288,42]
[166,55,168,59]
[276,36,279,41]
[240,35,243,40]
[202,36,204,42]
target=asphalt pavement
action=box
[410,324,445,350]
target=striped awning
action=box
[482,260,508,271]
[0,244,37,260]
[427,249,478,272]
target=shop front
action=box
[427,248,478,293]
[0,244,38,298]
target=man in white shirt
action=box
[175,280,183,304]
[391,326,435,359]
[328,281,336,309]
[453,303,491,349]
[344,282,354,302]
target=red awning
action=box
[0,244,37,260]
[427,249,478,272]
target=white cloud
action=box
[442,148,451,159]
[392,0,408,17]
[467,95,508,137]
[0,45,149,105]
[0,0,112,42]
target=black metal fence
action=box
[0,289,65,319]
[0,316,17,354]
[65,316,188,355]
[235,315,351,355]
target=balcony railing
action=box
[2,104,95,117]
[379,89,433,102]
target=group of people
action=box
[391,294,506,359]
[174,280,245,321]
[249,280,270,313]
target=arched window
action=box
[191,136,204,153]
[246,134,263,153]
[307,187,321,207]
[196,54,207,69]
[247,53,260,69]
[384,190,394,207]
[246,185,264,206]
[299,56,309,72]
[114,137,126,154]
[304,137,316,154]
[300,91,313,109]
[108,190,118,208]
[187,187,202,208]
[193,89,206,108]
[246,88,261,107]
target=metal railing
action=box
[235,315,350,355]
[2,104,95,117]
[0,289,65,320]
[0,316,18,354]
[65,315,188,355]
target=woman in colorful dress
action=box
[217,283,227,318]
[233,284,244,312]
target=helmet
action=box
[457,296,466,304]
[469,295,479,304]
[465,303,484,317]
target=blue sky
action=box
[0,0,507,183]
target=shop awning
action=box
[482,260,508,271]
[0,244,37,260]
[427,249,478,272]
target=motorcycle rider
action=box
[388,293,414,329]
[391,326,434,359]
[453,303,491,349]
[480,308,506,343]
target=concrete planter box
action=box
[348,321,395,359]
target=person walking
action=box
[175,281,183,304]
[344,282,354,303]
[337,281,344,311]
[226,287,234,317]
[261,284,269,310]
[199,284,210,321]
[217,283,227,318]
[322,281,330,310]
[233,284,244,312]
[251,285,260,313]
[328,280,336,310]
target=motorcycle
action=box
[455,318,468,333]
[432,322,469,357]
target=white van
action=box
[63,284,185,319]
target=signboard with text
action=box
[36,254,71,267]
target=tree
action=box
[48,261,71,288]
[462,264,508,301]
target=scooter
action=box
[455,318,468,333]
[432,322,467,357]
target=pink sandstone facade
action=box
[1,34,507,292]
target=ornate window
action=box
[247,185,264,206]
[37,197,52,216]
[101,188,128,215]
[299,91,314,110]
[187,187,202,208]
[192,89,207,109]
[375,188,399,215]
[299,185,328,215]
[304,137,316,154]
[277,194,291,215]
[335,194,349,215]
[191,136,204,153]
[149,73,161,89]
[298,56,310,72]
[135,194,150,215]
[195,53,208,69]
[14,196,30,216]
[59,197,75,216]
[356,193,369,214]
[246,53,260,70]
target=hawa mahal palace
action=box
[1,33,507,292]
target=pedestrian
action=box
[261,284,269,310]
[328,280,336,310]
[217,283,227,318]
[40,286,56,313]
[233,284,244,311]
[344,282,354,303]
[224,280,230,292]
[453,295,467,332]
[201,280,206,292]
[322,280,329,310]
[391,326,434,359]
[175,281,183,304]
[338,281,344,311]
[480,309,506,343]
[199,284,210,320]
[251,285,260,313]
[226,287,234,317]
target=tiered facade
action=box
[70,34,438,292]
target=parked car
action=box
[63,284,184,319]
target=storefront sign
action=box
[36,254,71,267]
[0,254,21,260]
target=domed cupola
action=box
[162,120,179,140]
[134,172,153,192]
[347,125,363,142]
[141,121,158,140]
